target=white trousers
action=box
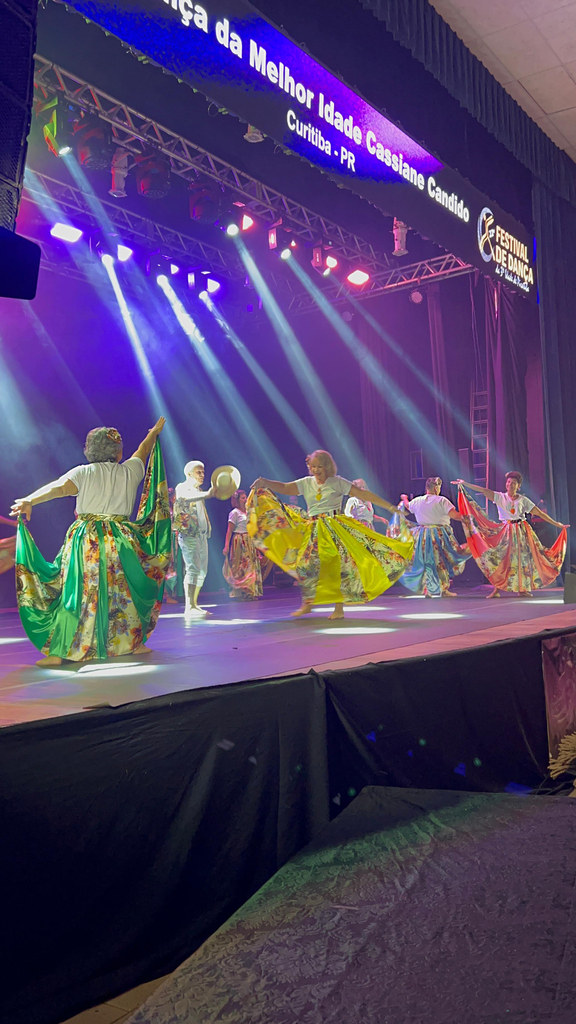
[178,532,209,587]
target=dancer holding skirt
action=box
[453,472,568,598]
[10,418,170,665]
[222,489,266,599]
[398,476,470,597]
[249,449,413,619]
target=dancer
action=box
[453,472,568,598]
[10,418,170,666]
[249,449,413,619]
[174,460,215,617]
[345,478,389,529]
[398,477,469,597]
[222,489,266,600]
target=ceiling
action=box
[428,0,576,162]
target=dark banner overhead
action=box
[63,0,536,296]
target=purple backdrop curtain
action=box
[427,283,455,460]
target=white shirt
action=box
[296,475,352,516]
[492,491,535,522]
[175,480,210,532]
[64,458,145,516]
[228,508,248,534]
[408,494,454,526]
[345,496,374,526]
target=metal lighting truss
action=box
[22,171,244,277]
[33,56,395,274]
[286,253,474,313]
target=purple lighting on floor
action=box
[50,223,83,243]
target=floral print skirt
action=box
[247,488,413,605]
[223,533,267,599]
[458,487,566,593]
[15,441,171,661]
[397,522,469,597]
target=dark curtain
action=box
[533,180,576,554]
[427,282,455,461]
[360,0,576,208]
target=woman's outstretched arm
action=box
[11,477,78,522]
[132,416,166,464]
[349,484,402,516]
[251,477,299,496]
[451,479,495,503]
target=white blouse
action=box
[295,475,352,516]
[492,491,535,522]
[64,458,145,516]
[228,508,248,534]
[408,494,455,527]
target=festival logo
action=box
[477,206,534,293]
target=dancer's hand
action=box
[451,479,463,485]
[151,416,166,436]
[222,546,228,555]
[558,521,570,528]
[252,477,266,489]
[10,499,32,521]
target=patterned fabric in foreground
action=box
[128,787,576,1024]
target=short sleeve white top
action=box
[344,495,374,526]
[408,494,454,526]
[64,458,145,516]
[492,491,535,522]
[295,475,352,516]
[228,508,248,534]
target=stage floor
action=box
[1,588,575,729]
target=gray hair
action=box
[84,427,122,464]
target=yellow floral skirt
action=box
[247,488,414,605]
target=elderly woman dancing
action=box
[10,417,170,666]
[250,449,413,619]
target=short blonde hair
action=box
[306,449,337,477]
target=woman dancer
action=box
[345,478,389,530]
[223,489,266,599]
[398,476,469,597]
[453,472,568,598]
[250,449,413,619]
[10,418,170,666]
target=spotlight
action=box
[241,213,255,231]
[326,255,338,269]
[109,148,130,198]
[117,244,133,262]
[280,248,292,260]
[393,218,408,257]
[206,278,221,294]
[342,310,354,323]
[36,96,73,157]
[226,223,240,237]
[157,273,168,286]
[409,289,424,304]
[268,220,296,253]
[170,263,180,275]
[347,268,370,286]
[101,253,115,269]
[73,113,112,170]
[189,182,222,223]
[50,223,83,243]
[198,289,208,301]
[244,125,265,143]
[135,149,171,198]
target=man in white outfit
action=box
[174,461,215,617]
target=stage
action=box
[1,588,575,729]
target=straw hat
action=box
[211,465,241,500]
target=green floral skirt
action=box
[15,441,171,661]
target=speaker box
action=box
[563,572,576,604]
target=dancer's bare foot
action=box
[36,655,62,667]
[520,591,533,598]
[486,588,500,599]
[443,590,458,597]
[134,644,152,654]
[165,596,178,604]
[329,604,345,620]
[291,602,313,617]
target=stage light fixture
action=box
[73,113,112,171]
[117,244,134,263]
[157,273,168,286]
[170,263,180,275]
[409,289,424,304]
[50,223,83,243]
[109,147,130,198]
[326,255,338,269]
[241,213,255,231]
[244,125,265,143]
[347,268,370,286]
[393,218,409,257]
[198,289,208,301]
[189,182,223,223]
[280,247,292,260]
[101,253,115,269]
[36,96,73,157]
[135,149,171,199]
[206,278,221,294]
[226,223,240,237]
